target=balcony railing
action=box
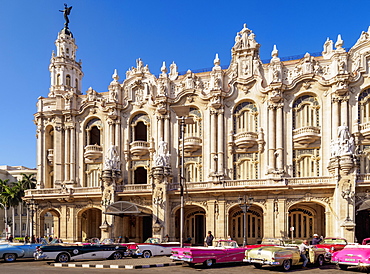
[130,141,150,157]
[84,144,103,161]
[168,176,335,191]
[292,126,321,145]
[24,186,102,198]
[234,131,258,149]
[116,184,152,193]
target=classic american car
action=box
[314,237,347,260]
[134,237,186,258]
[34,243,128,262]
[0,243,42,262]
[331,238,370,270]
[171,239,249,267]
[82,238,142,257]
[244,244,326,271]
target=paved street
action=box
[0,257,368,274]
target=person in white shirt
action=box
[299,240,310,269]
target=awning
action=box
[104,201,152,216]
[357,199,370,212]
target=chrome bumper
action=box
[170,255,193,262]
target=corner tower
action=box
[48,26,83,97]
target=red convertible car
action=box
[314,237,347,261]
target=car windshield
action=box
[261,239,283,245]
[321,238,347,245]
[216,241,238,248]
[144,238,160,244]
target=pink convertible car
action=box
[171,240,247,267]
[331,238,370,270]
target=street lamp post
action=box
[0,202,9,239]
[238,195,254,246]
[171,105,194,248]
[27,199,37,242]
[342,187,355,222]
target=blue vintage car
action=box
[0,243,41,262]
[34,243,128,262]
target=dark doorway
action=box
[142,216,152,241]
[134,121,147,141]
[134,167,147,184]
[195,215,205,245]
[356,210,370,243]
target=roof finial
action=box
[112,69,119,82]
[214,53,220,66]
[335,34,344,49]
[161,61,167,74]
[271,45,279,58]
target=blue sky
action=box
[1,0,370,168]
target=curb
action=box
[51,262,183,269]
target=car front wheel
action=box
[142,250,152,258]
[316,255,324,266]
[253,263,262,269]
[281,259,291,271]
[111,251,123,260]
[203,259,214,267]
[56,253,70,263]
[4,253,17,262]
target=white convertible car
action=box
[135,238,184,258]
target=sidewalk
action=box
[51,256,183,269]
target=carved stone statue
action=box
[59,3,72,28]
[104,145,120,171]
[153,141,170,167]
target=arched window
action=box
[66,75,71,87]
[293,95,319,129]
[185,162,201,182]
[131,114,150,142]
[184,108,202,138]
[233,101,258,134]
[293,149,319,177]
[233,153,258,180]
[86,119,102,146]
[358,89,370,124]
[134,167,147,184]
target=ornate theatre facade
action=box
[25,23,370,245]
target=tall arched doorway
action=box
[78,208,102,241]
[39,209,60,239]
[288,202,325,241]
[229,205,263,245]
[356,200,370,243]
[175,205,206,246]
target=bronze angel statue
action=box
[60,3,72,28]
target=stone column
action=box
[210,110,217,175]
[332,96,339,139]
[70,125,76,184]
[276,104,284,172]
[164,116,170,146]
[341,97,349,127]
[268,104,276,171]
[217,109,224,176]
[264,199,275,238]
[64,127,70,181]
[158,115,164,141]
[54,114,64,185]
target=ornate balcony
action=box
[234,131,258,149]
[84,144,103,161]
[130,141,150,157]
[359,122,370,141]
[180,136,202,153]
[292,126,321,145]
